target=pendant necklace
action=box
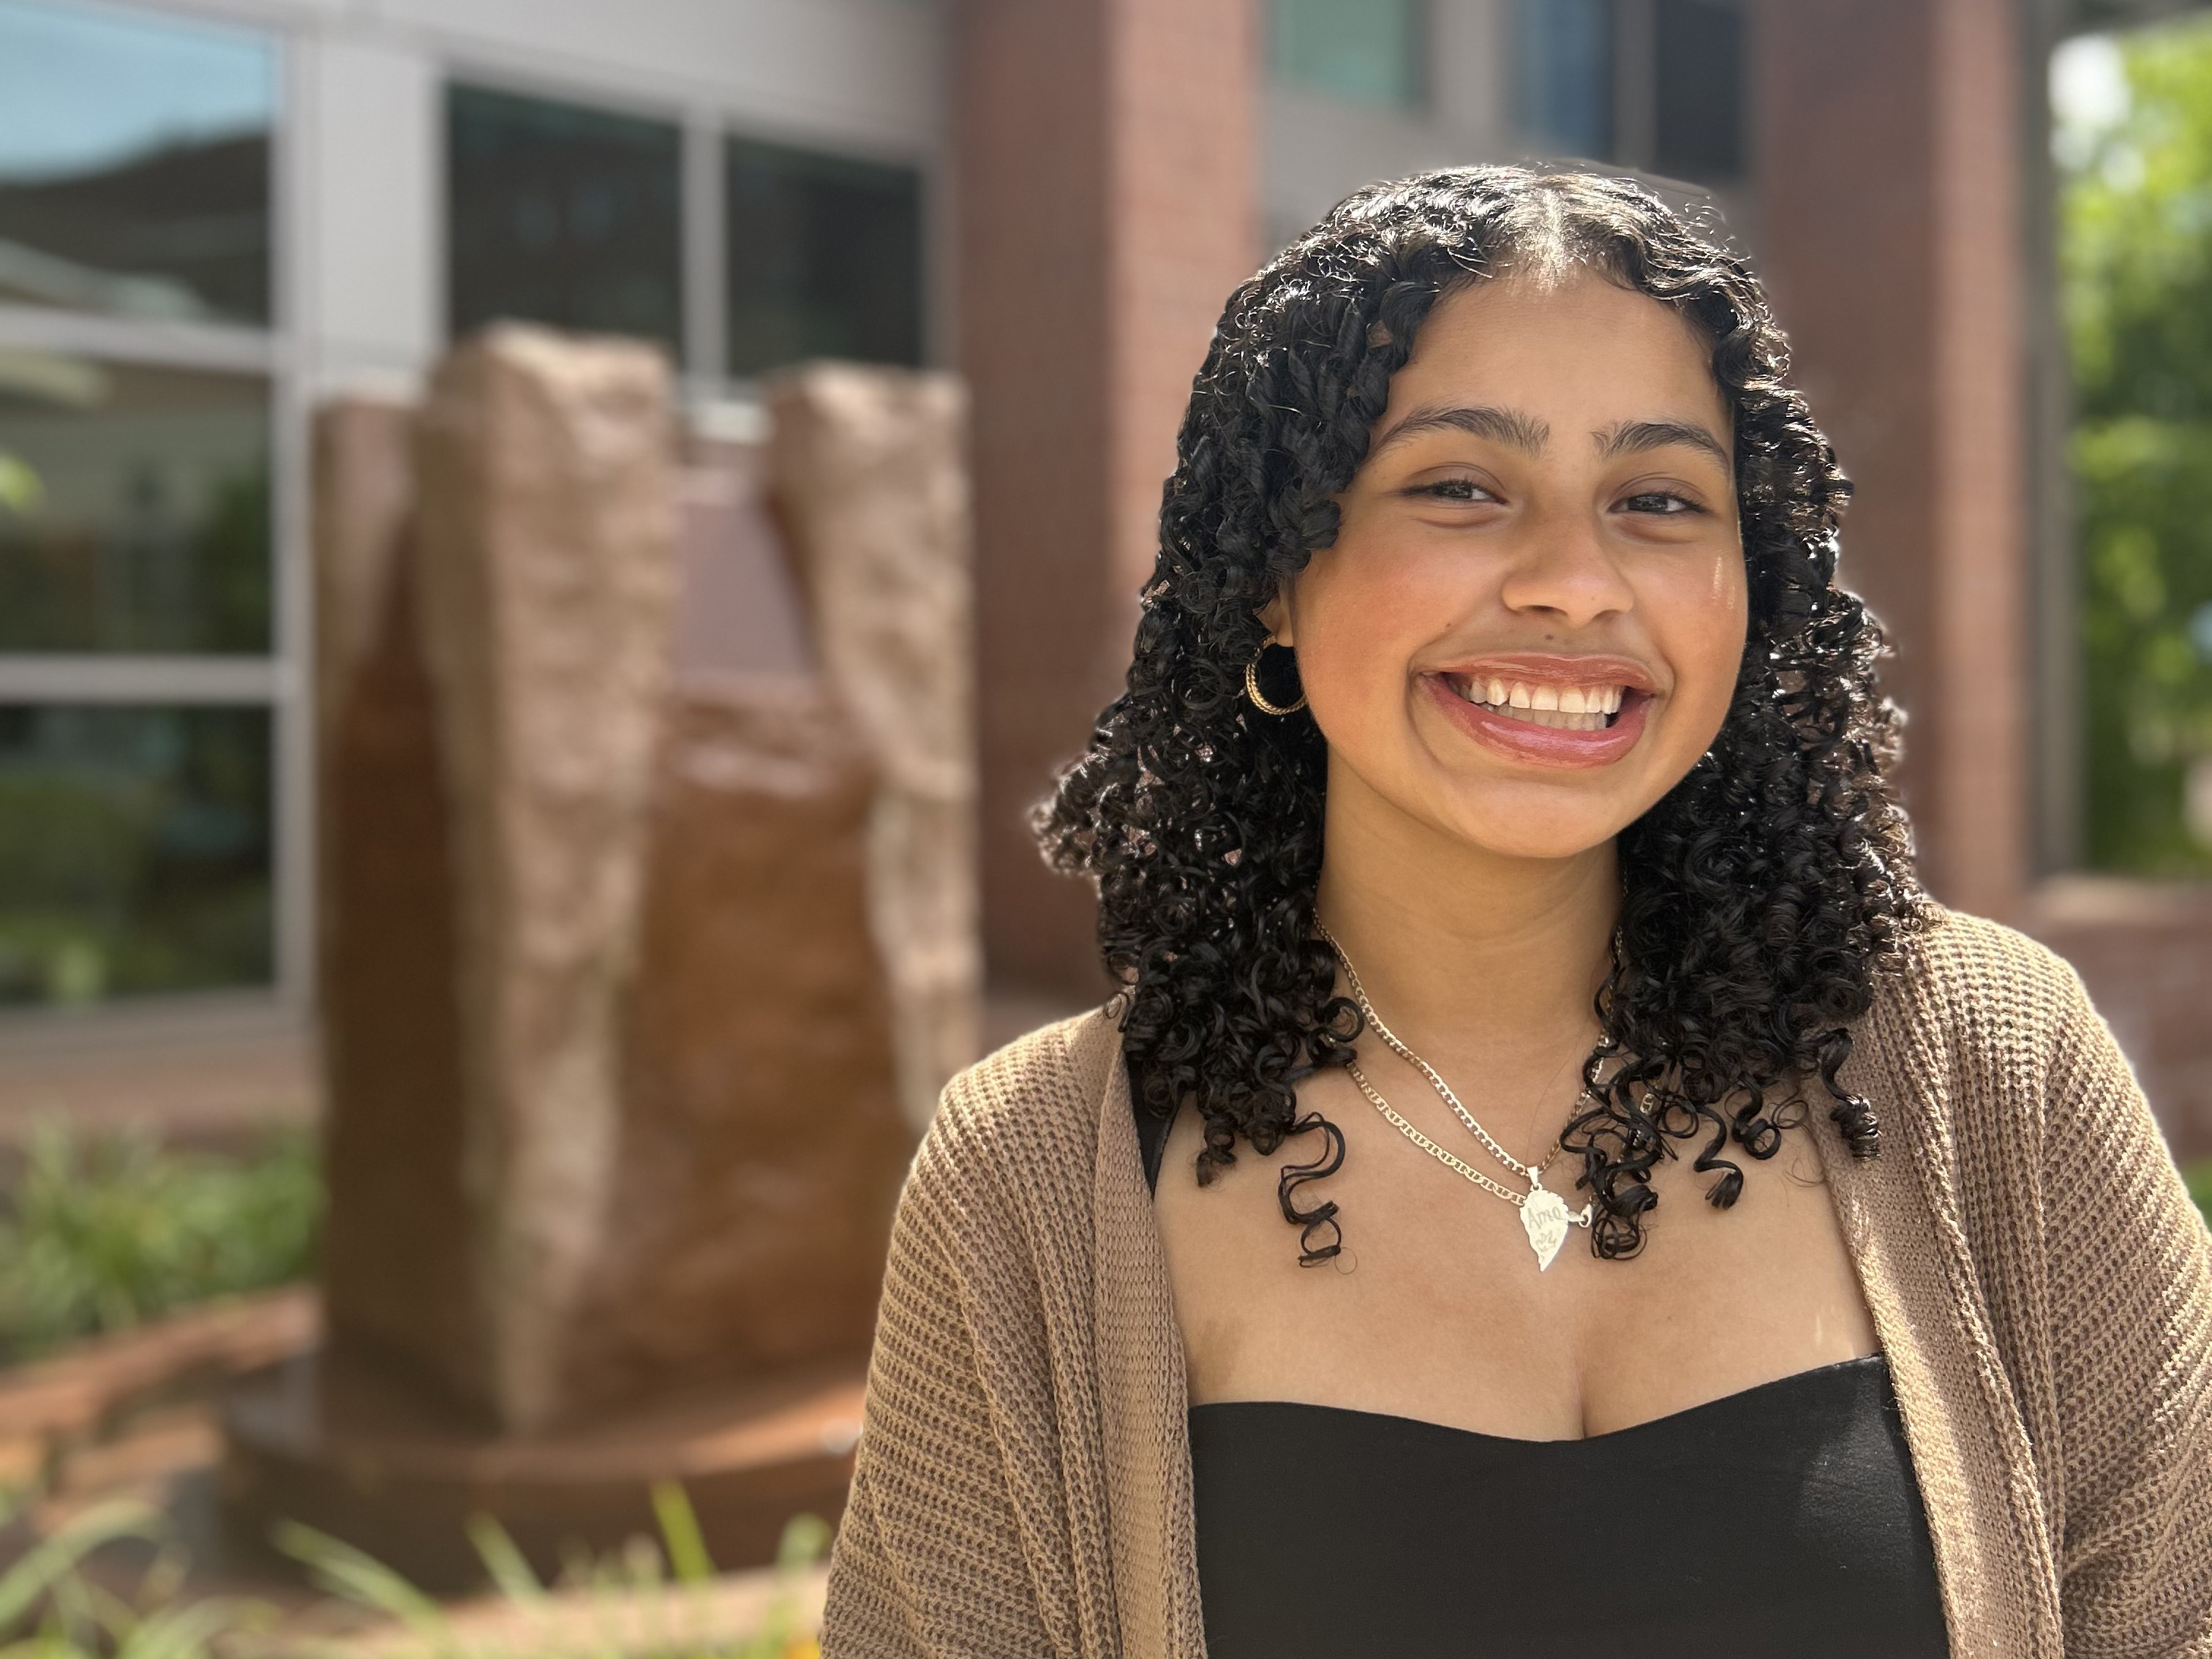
[1317,922,1595,1271]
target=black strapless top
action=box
[1137,1101,1949,1656]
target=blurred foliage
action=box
[2189,1159,2212,1225]
[2061,20,2212,870]
[0,450,42,516]
[0,456,269,655]
[0,709,274,1008]
[0,1124,320,1361]
[276,1486,829,1659]
[0,767,161,1005]
[0,1486,824,1658]
[0,1493,272,1658]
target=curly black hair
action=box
[1039,167,1925,1263]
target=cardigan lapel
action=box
[1827,987,2065,1658]
[1080,1012,1208,1659]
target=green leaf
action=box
[0,1500,165,1633]
[268,1521,454,1652]
[650,1482,715,1587]
[464,1513,547,1608]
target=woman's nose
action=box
[1496,513,1635,629]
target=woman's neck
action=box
[1312,767,1619,1077]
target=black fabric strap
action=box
[1137,1095,1175,1195]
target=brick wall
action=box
[957,0,1259,1000]
[1754,0,2031,921]
[2027,879,2212,1162]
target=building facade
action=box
[16,0,2212,1158]
[0,0,1759,1040]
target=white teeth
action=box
[1456,677,1630,731]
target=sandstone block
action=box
[768,366,981,1129]
[673,434,815,679]
[561,674,911,1412]
[311,403,478,1408]
[410,326,678,1432]
[310,399,415,744]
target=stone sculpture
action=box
[230,334,947,1586]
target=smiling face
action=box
[1268,270,1749,865]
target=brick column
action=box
[1754,0,2031,919]
[958,0,1259,998]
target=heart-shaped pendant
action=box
[1521,1184,1572,1271]
[1520,1167,1592,1271]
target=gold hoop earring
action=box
[1244,639,1307,715]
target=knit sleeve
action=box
[2044,979,2212,1655]
[819,1120,1061,1659]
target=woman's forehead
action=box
[1379,274,1729,445]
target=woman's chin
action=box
[1402,786,1647,864]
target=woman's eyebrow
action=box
[1369,403,1551,458]
[1594,418,1731,467]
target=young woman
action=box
[821,169,2212,1656]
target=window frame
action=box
[1268,0,1432,114]
[431,56,941,402]
[0,0,309,1039]
[1508,0,1751,191]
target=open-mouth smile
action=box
[1423,660,1657,768]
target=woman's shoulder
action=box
[1883,905,2094,1042]
[1873,906,2117,1123]
[911,1004,1126,1197]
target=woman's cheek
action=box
[1660,561,1749,745]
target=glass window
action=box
[1514,0,1614,159]
[723,136,922,377]
[0,703,273,1007]
[447,83,684,358]
[1269,0,1425,110]
[1654,0,1745,181]
[0,356,270,654]
[0,0,274,325]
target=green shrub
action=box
[0,1484,826,1659]
[0,1492,271,1658]
[276,1483,830,1658]
[0,1121,321,1361]
[2188,1159,2212,1226]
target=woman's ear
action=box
[1257,587,1294,647]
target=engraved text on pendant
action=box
[1520,1186,1573,1271]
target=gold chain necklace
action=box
[1318,922,1595,1271]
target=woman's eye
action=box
[1620,490,1701,516]
[1417,478,1498,503]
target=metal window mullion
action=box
[271,23,315,1017]
[682,105,727,396]
[0,303,281,375]
[1613,0,1657,171]
[0,656,293,704]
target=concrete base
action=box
[219,1348,863,1593]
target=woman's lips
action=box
[1421,673,1652,769]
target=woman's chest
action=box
[1154,1090,1880,1440]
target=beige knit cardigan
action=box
[821,913,2212,1657]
